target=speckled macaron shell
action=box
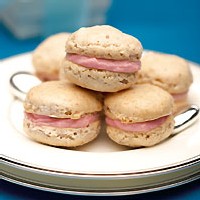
[24,81,103,119]
[104,84,174,123]
[23,119,100,147]
[107,115,174,148]
[66,25,143,61]
[62,59,138,92]
[106,115,174,148]
[137,52,193,94]
[32,33,70,81]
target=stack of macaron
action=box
[24,25,192,148]
[137,52,193,114]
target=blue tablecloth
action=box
[1,0,200,199]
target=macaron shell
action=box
[62,59,138,92]
[24,81,102,118]
[66,25,142,61]
[107,115,174,147]
[32,33,70,81]
[137,52,193,94]
[24,119,100,147]
[104,84,174,122]
[174,99,190,115]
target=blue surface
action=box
[1,0,200,199]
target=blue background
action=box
[107,0,200,64]
[1,0,200,199]
[0,0,200,63]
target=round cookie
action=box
[62,25,143,92]
[32,33,70,81]
[23,81,103,147]
[137,51,193,113]
[104,84,175,148]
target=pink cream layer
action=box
[105,116,168,132]
[66,54,141,73]
[171,92,188,102]
[25,112,99,128]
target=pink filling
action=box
[172,92,188,102]
[25,112,99,128]
[67,54,141,73]
[105,116,168,132]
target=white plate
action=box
[1,53,200,196]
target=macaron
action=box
[104,84,174,148]
[137,52,193,113]
[23,81,103,147]
[32,33,70,81]
[62,25,143,92]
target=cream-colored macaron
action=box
[32,33,70,81]
[23,81,103,147]
[62,25,143,92]
[104,84,174,148]
[137,51,193,113]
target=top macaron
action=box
[66,25,142,61]
[62,25,143,92]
